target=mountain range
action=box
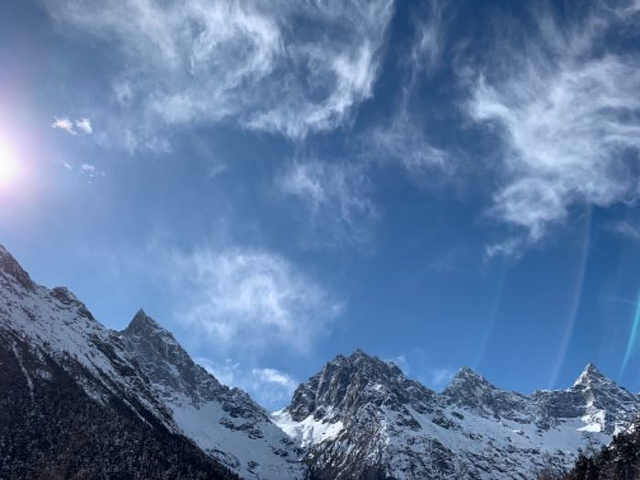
[0,244,637,479]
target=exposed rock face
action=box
[275,351,639,480]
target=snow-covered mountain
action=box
[2,243,639,480]
[274,350,639,480]
[0,245,301,480]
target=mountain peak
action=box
[349,348,385,365]
[573,362,607,388]
[448,366,490,388]
[0,244,33,290]
[441,366,521,418]
[122,309,168,338]
[351,347,368,358]
[286,349,433,424]
[329,348,404,378]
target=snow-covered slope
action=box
[0,245,298,480]
[0,245,172,424]
[274,350,639,480]
[121,309,304,480]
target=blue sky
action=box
[1,0,640,409]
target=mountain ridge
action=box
[274,349,638,479]
[1,243,638,480]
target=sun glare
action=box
[0,138,19,186]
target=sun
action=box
[0,138,19,186]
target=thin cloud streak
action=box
[610,220,640,242]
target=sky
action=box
[1,0,640,410]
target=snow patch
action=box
[272,409,344,447]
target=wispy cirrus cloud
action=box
[370,111,452,177]
[610,219,640,242]
[363,0,455,182]
[279,159,379,246]
[281,1,454,246]
[44,0,395,149]
[169,246,343,354]
[465,3,640,255]
[408,0,449,76]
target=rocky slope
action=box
[274,350,639,480]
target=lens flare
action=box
[619,289,640,381]
[548,205,592,389]
[473,259,509,370]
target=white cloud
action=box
[45,0,395,147]
[52,117,77,135]
[279,159,379,246]
[466,5,640,252]
[52,116,93,135]
[251,367,297,393]
[75,118,93,134]
[170,246,343,354]
[196,357,298,409]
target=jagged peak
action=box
[326,348,403,377]
[442,366,498,400]
[123,309,170,338]
[51,286,82,305]
[293,349,408,398]
[449,366,491,386]
[0,244,34,290]
[573,362,608,388]
[348,348,384,365]
[351,347,368,357]
[50,286,97,322]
